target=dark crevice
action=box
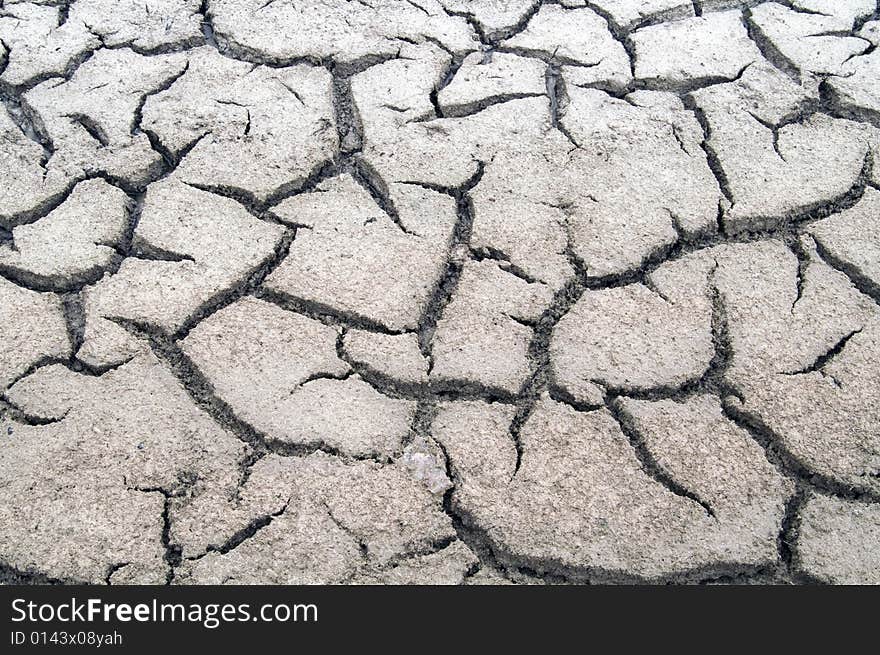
[347,156,412,234]
[635,61,754,95]
[123,483,191,586]
[370,536,464,573]
[129,244,196,264]
[743,7,803,82]
[547,384,604,413]
[0,395,68,427]
[257,286,404,336]
[509,271,586,475]
[434,438,520,584]
[545,62,580,149]
[130,61,190,137]
[298,369,353,388]
[403,399,435,450]
[160,493,183,585]
[788,236,811,312]
[484,1,544,44]
[107,317,387,465]
[416,161,485,367]
[103,562,129,586]
[722,398,880,503]
[778,487,820,582]
[494,45,606,71]
[572,151,873,292]
[470,245,541,284]
[429,53,466,119]
[0,561,87,586]
[199,0,220,50]
[61,291,86,355]
[681,95,735,207]
[813,236,880,307]
[608,397,717,519]
[171,228,297,341]
[429,92,546,120]
[783,328,862,379]
[193,498,292,559]
[324,503,370,561]
[331,73,363,154]
[67,112,110,147]
[337,333,518,404]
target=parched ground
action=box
[0,0,879,586]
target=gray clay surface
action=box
[1,0,879,585]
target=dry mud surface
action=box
[1,0,879,585]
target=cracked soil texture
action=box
[1,0,879,586]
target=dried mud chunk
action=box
[358,72,552,188]
[342,330,429,385]
[468,149,576,291]
[177,453,455,583]
[24,48,188,187]
[439,1,540,40]
[438,51,546,118]
[78,179,284,368]
[0,3,99,90]
[727,318,880,496]
[632,11,762,91]
[617,394,792,533]
[143,47,337,203]
[564,1,693,30]
[177,500,362,585]
[183,297,415,458]
[796,494,880,584]
[501,5,632,91]
[352,541,478,584]
[0,179,128,290]
[302,454,455,565]
[470,207,572,291]
[70,0,204,52]
[827,50,880,126]
[265,175,457,331]
[430,259,552,396]
[551,253,715,405]
[462,85,718,284]
[791,0,875,27]
[691,64,869,232]
[0,105,79,227]
[0,354,247,584]
[0,278,69,389]
[711,239,876,386]
[350,43,547,188]
[809,188,880,295]
[561,88,720,277]
[690,58,813,126]
[714,239,879,494]
[0,417,167,585]
[749,2,870,76]
[207,0,475,67]
[435,397,791,581]
[350,42,451,126]
[466,91,717,285]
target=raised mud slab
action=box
[1,0,879,585]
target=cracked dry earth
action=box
[1,0,880,587]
